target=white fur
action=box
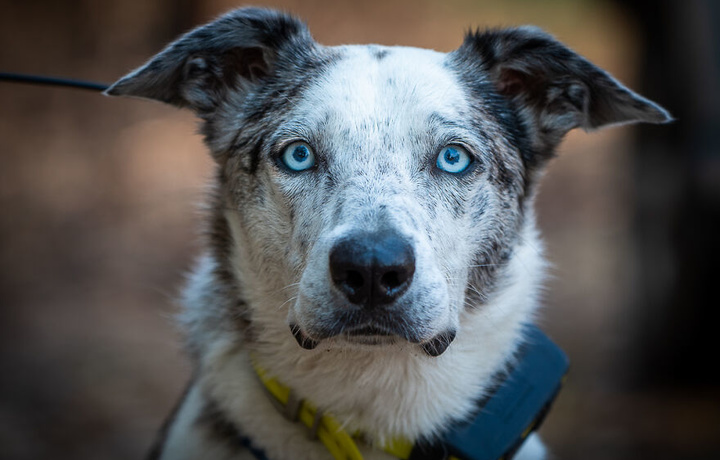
[170,45,548,459]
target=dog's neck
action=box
[250,297,532,440]
[248,322,567,460]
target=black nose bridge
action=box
[329,229,415,307]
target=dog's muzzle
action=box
[289,229,457,356]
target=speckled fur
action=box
[106,7,670,460]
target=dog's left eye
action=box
[281,142,316,171]
[436,145,472,174]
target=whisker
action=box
[465,284,485,298]
[276,295,298,311]
[279,282,301,292]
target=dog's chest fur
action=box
[106,7,669,460]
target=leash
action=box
[252,325,568,460]
[0,72,109,92]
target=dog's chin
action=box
[289,324,456,356]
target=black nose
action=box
[329,230,415,307]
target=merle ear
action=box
[104,8,313,112]
[454,27,671,142]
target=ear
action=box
[454,27,671,143]
[104,8,313,112]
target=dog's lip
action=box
[420,329,457,357]
[290,324,456,356]
[289,323,398,349]
[289,324,319,350]
[345,325,394,337]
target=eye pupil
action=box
[293,146,308,162]
[444,148,459,165]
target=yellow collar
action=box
[251,360,417,460]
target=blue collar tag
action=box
[411,325,569,460]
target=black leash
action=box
[0,72,109,92]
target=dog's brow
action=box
[274,123,315,142]
[428,112,463,128]
[428,112,457,126]
[426,112,483,147]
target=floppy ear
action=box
[104,8,313,112]
[454,27,671,146]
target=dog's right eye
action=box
[436,145,472,174]
[280,142,316,172]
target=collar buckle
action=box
[259,382,324,441]
[260,381,302,422]
[307,406,324,440]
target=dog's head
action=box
[107,8,669,358]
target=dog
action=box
[106,7,669,460]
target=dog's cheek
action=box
[224,173,299,291]
[259,171,334,280]
[427,183,499,308]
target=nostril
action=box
[345,270,365,290]
[375,263,413,303]
[380,270,401,290]
[329,241,371,305]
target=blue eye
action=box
[436,145,472,174]
[281,142,315,171]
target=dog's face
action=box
[252,46,529,356]
[107,8,669,358]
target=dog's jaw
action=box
[290,323,456,355]
[181,216,545,445]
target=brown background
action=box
[1,1,718,459]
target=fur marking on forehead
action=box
[296,46,470,128]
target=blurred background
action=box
[1,0,718,459]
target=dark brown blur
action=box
[1,1,718,459]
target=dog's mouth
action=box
[343,325,396,345]
[289,323,456,356]
[346,325,393,337]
